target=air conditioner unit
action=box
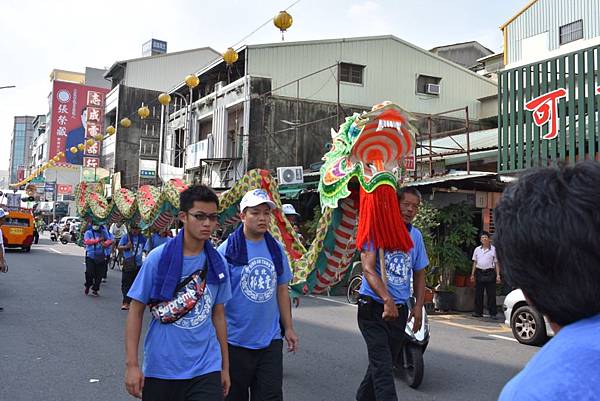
[277,166,304,185]
[426,83,441,95]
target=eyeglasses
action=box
[400,202,420,211]
[187,212,219,222]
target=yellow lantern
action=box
[138,105,150,119]
[86,138,95,147]
[273,11,293,39]
[70,147,78,154]
[106,125,116,135]
[77,143,85,151]
[94,134,104,141]
[120,117,132,128]
[223,47,239,66]
[185,74,200,89]
[158,93,171,105]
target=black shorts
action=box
[143,371,223,401]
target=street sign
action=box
[139,159,157,178]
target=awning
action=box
[279,181,318,200]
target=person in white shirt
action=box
[470,231,501,319]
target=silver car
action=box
[503,289,554,345]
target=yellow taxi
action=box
[1,209,35,252]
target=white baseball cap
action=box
[0,208,6,218]
[240,189,276,212]
[282,204,299,216]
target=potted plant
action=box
[429,202,478,311]
[412,201,440,308]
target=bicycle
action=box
[109,242,123,271]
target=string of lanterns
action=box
[9,9,294,188]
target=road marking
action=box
[48,248,62,254]
[489,334,518,342]
[308,295,357,307]
[431,318,511,334]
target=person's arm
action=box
[277,284,299,352]
[124,300,145,399]
[361,250,398,321]
[118,236,131,251]
[212,304,230,397]
[495,254,501,284]
[470,248,478,282]
[408,269,426,332]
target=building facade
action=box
[501,0,600,69]
[102,46,220,188]
[9,116,35,183]
[164,35,498,188]
[498,0,600,173]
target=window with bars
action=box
[559,20,583,45]
[339,63,365,85]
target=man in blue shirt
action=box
[144,227,172,254]
[118,225,147,311]
[356,187,428,401]
[495,162,600,401]
[125,185,231,401]
[218,189,299,401]
[82,223,112,296]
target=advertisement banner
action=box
[49,81,109,166]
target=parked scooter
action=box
[395,296,430,389]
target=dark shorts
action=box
[227,339,283,401]
[143,371,223,401]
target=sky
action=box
[0,0,527,173]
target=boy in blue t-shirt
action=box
[118,225,147,311]
[495,163,600,401]
[217,189,298,401]
[125,185,232,401]
[356,187,429,401]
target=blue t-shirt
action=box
[217,237,293,350]
[358,226,429,304]
[119,234,147,266]
[127,244,232,380]
[499,314,600,401]
[144,233,171,252]
[83,227,110,259]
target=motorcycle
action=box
[395,296,430,389]
[60,230,77,244]
[50,231,58,242]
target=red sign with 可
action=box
[57,184,73,195]
[49,81,108,165]
[524,88,567,140]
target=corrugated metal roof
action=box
[405,170,496,187]
[417,128,498,156]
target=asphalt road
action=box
[0,234,538,401]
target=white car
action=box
[503,289,554,345]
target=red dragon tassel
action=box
[355,184,413,253]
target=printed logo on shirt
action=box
[384,251,412,286]
[240,257,277,303]
[173,286,213,329]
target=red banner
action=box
[57,184,73,195]
[49,81,109,165]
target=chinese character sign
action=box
[49,81,108,165]
[524,88,567,140]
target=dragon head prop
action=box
[319,102,418,252]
